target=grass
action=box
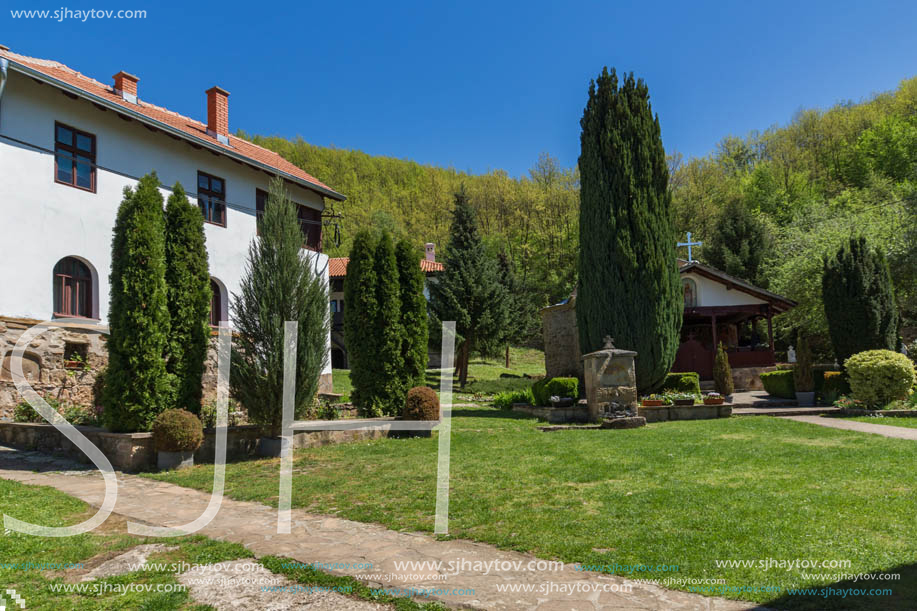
[145,409,917,609]
[0,478,442,610]
[333,346,545,402]
[841,416,917,429]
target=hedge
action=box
[663,372,701,395]
[532,377,579,406]
[760,369,850,401]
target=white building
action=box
[0,45,345,413]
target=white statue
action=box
[787,345,796,363]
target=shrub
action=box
[663,372,701,395]
[14,396,101,426]
[794,336,814,393]
[402,386,440,421]
[152,409,204,452]
[532,377,579,406]
[845,349,916,408]
[493,387,535,410]
[818,371,850,404]
[713,343,734,396]
[13,397,53,423]
[760,370,795,399]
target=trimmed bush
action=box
[713,343,734,396]
[794,337,814,393]
[402,386,440,421]
[663,372,701,395]
[819,371,850,402]
[493,387,535,410]
[845,349,916,408]
[532,377,579,406]
[760,370,795,399]
[152,409,203,452]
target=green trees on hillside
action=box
[576,68,682,394]
[230,179,329,437]
[428,190,507,387]
[822,237,898,366]
[703,197,772,287]
[104,173,172,432]
[164,183,211,415]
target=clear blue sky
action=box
[4,1,917,177]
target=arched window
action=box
[53,257,93,317]
[682,278,698,308]
[209,279,222,327]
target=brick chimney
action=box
[112,71,139,104]
[425,243,436,262]
[206,86,230,144]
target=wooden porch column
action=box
[711,314,718,371]
[766,309,775,354]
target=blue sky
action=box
[4,0,917,177]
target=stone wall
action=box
[1,316,333,419]
[540,301,583,380]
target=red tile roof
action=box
[0,48,344,200]
[329,257,444,278]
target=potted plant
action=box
[641,394,666,407]
[703,392,725,405]
[152,409,203,470]
[794,336,815,406]
[669,392,696,406]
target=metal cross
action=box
[677,232,702,262]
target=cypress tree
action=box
[395,239,429,388]
[104,172,172,432]
[576,67,682,394]
[344,230,379,412]
[428,189,506,387]
[372,232,406,414]
[822,237,898,366]
[164,183,211,415]
[704,197,772,287]
[230,178,329,437]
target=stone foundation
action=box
[0,420,398,472]
[638,404,732,423]
[511,403,590,423]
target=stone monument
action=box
[581,336,646,429]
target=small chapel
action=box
[541,236,796,390]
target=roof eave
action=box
[8,60,347,202]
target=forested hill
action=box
[242,76,917,352]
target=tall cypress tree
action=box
[104,172,172,432]
[428,189,505,387]
[576,68,681,394]
[372,232,406,414]
[704,196,772,287]
[230,178,329,437]
[822,237,898,366]
[344,230,379,412]
[164,183,211,415]
[395,239,428,388]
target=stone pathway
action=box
[0,445,752,611]
[785,415,917,440]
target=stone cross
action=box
[677,232,702,262]
[603,335,615,350]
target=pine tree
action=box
[822,237,898,366]
[230,178,329,437]
[395,239,428,387]
[428,189,506,387]
[704,196,772,286]
[343,230,379,412]
[371,232,406,414]
[576,67,682,394]
[164,183,211,415]
[104,172,172,432]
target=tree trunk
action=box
[505,344,510,368]
[459,340,471,388]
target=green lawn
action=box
[333,346,545,401]
[145,410,917,609]
[0,478,442,610]
[842,416,917,429]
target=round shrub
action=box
[845,350,915,408]
[403,386,440,421]
[152,409,203,452]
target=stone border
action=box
[836,408,917,418]
[510,403,590,423]
[0,420,402,472]
[638,404,732,423]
